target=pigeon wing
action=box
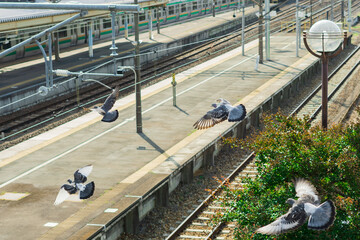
[79,181,95,200]
[228,104,246,122]
[101,110,119,122]
[193,105,228,130]
[307,200,336,230]
[256,204,307,235]
[295,178,320,204]
[74,165,93,183]
[54,185,75,205]
[101,86,120,113]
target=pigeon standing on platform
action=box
[256,178,336,235]
[91,85,120,122]
[54,165,95,205]
[193,98,246,130]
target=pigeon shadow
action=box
[138,133,165,154]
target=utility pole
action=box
[212,0,215,17]
[265,0,270,60]
[258,2,263,63]
[310,0,313,26]
[157,7,160,34]
[296,0,299,57]
[134,0,142,133]
[242,0,245,56]
[348,0,352,32]
[341,0,345,29]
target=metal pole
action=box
[149,10,153,39]
[330,0,334,21]
[310,0,313,26]
[89,21,94,57]
[341,0,345,29]
[258,3,263,63]
[48,33,53,88]
[296,0,299,57]
[321,53,328,129]
[242,3,245,56]
[35,40,49,87]
[134,0,142,133]
[348,0,352,32]
[212,0,215,17]
[110,10,118,56]
[54,31,60,61]
[124,15,129,39]
[157,7,160,34]
[265,0,270,60]
[172,73,177,106]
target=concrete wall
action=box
[87,56,321,240]
[0,12,258,116]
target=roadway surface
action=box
[0,30,317,239]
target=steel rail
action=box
[165,4,360,239]
[290,45,360,117]
[165,153,255,240]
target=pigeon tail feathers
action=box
[80,181,95,199]
[101,110,119,122]
[307,200,336,230]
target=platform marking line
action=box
[121,54,314,184]
[39,52,314,239]
[39,50,315,239]
[0,40,259,168]
[0,54,258,189]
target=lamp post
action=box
[303,20,346,129]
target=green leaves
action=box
[218,113,360,239]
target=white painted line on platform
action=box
[104,208,118,213]
[0,54,257,189]
[44,222,58,227]
[0,192,30,201]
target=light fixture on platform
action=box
[303,20,346,129]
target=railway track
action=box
[291,45,360,121]
[0,0,310,143]
[0,0,357,145]
[165,23,360,240]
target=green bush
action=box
[218,113,360,239]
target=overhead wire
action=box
[0,0,347,140]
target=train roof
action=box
[0,0,167,24]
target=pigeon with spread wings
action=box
[91,85,120,122]
[54,165,95,205]
[193,98,246,130]
[256,178,336,235]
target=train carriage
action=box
[0,0,240,63]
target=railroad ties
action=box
[167,154,257,240]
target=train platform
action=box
[0,30,318,239]
[0,5,260,96]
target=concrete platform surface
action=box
[0,31,316,239]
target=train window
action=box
[58,27,67,38]
[192,2,197,10]
[139,13,146,21]
[94,20,100,30]
[222,0,226,3]
[168,6,175,15]
[80,24,86,34]
[103,19,112,29]
[181,3,186,12]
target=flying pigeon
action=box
[256,178,336,235]
[91,85,120,122]
[54,165,95,205]
[193,98,246,130]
